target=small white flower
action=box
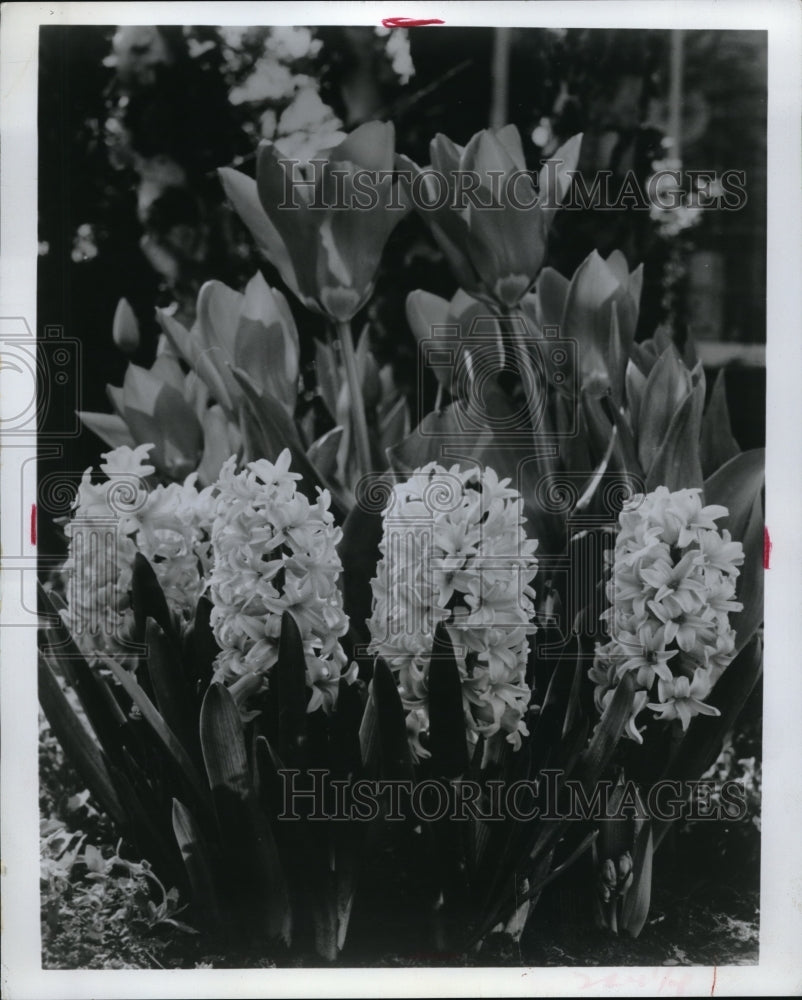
[62,445,212,663]
[207,449,350,713]
[367,462,539,759]
[592,486,744,740]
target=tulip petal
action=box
[218,165,307,306]
[637,346,693,470]
[106,383,126,419]
[330,120,394,172]
[157,309,236,414]
[256,143,322,302]
[197,405,238,486]
[493,124,527,171]
[429,132,464,173]
[532,267,570,327]
[538,133,583,225]
[77,411,136,451]
[197,280,243,359]
[463,128,519,182]
[112,297,140,354]
[150,352,186,393]
[123,363,162,416]
[645,378,705,492]
[405,289,451,345]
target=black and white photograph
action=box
[1,2,801,996]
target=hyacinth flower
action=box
[399,125,581,310]
[61,443,214,664]
[207,449,353,713]
[591,486,744,743]
[367,461,539,762]
[220,121,410,474]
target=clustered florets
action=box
[207,450,351,712]
[62,444,213,661]
[367,462,539,758]
[591,486,744,740]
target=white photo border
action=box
[2,2,800,996]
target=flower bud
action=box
[112,298,141,354]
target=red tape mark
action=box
[763,527,772,570]
[381,16,445,27]
[30,503,37,546]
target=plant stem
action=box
[336,319,372,476]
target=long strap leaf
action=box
[38,654,125,826]
[101,653,209,811]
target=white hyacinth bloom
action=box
[207,450,351,713]
[592,486,744,742]
[367,462,539,759]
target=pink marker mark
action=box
[381,16,445,27]
[30,503,37,546]
[763,527,772,569]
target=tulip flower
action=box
[79,336,245,485]
[79,349,204,482]
[115,361,204,481]
[400,126,582,309]
[219,121,408,324]
[111,297,141,354]
[158,271,300,417]
[220,122,410,475]
[406,288,507,405]
[520,248,643,402]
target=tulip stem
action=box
[335,319,372,476]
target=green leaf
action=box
[337,495,385,639]
[171,799,222,931]
[314,338,340,420]
[637,347,692,472]
[358,685,379,778]
[200,684,292,945]
[200,682,251,799]
[145,619,196,758]
[274,611,309,766]
[653,636,762,848]
[728,489,764,656]
[183,596,219,698]
[307,426,344,481]
[132,552,175,643]
[645,379,705,492]
[705,449,764,655]
[700,369,741,478]
[103,653,209,811]
[371,658,415,783]
[386,402,492,474]
[38,654,125,826]
[427,624,469,778]
[107,759,183,884]
[621,822,653,938]
[67,654,134,771]
[576,672,636,791]
[330,675,365,778]
[704,448,765,538]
